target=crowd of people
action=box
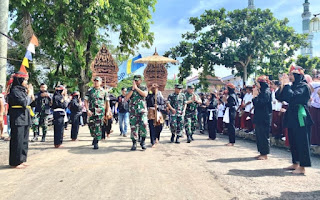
[0,66,319,175]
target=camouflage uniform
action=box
[168,92,186,137]
[32,92,51,142]
[128,85,148,141]
[185,92,199,136]
[85,87,109,140]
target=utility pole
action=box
[0,0,9,89]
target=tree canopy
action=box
[9,0,156,95]
[165,8,307,87]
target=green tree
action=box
[165,8,306,87]
[9,0,156,96]
[294,55,320,75]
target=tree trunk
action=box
[243,65,247,86]
[79,34,93,98]
[54,63,60,76]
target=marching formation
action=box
[0,66,319,176]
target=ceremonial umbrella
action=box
[134,49,178,64]
[134,49,178,126]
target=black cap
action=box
[175,84,183,89]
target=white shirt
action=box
[236,98,242,112]
[271,90,282,111]
[243,93,253,112]
[311,82,320,109]
[217,104,225,118]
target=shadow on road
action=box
[0,165,12,170]
[263,190,320,200]
[67,145,132,155]
[207,157,256,163]
[191,144,227,148]
[227,168,297,177]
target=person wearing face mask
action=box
[276,66,314,175]
[31,83,52,142]
[223,83,238,146]
[252,76,272,160]
[69,91,83,141]
[52,85,68,148]
[8,69,34,169]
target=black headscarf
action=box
[227,87,235,94]
[11,77,26,93]
[259,82,269,92]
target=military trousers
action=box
[185,112,197,136]
[130,113,148,141]
[88,114,103,140]
[170,115,184,137]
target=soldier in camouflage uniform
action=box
[167,84,186,144]
[31,83,52,142]
[125,75,148,151]
[185,85,202,143]
[85,77,110,150]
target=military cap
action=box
[175,84,183,89]
[134,75,142,80]
[187,85,195,89]
[94,77,102,81]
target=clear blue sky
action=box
[120,0,320,79]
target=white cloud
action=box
[189,0,227,15]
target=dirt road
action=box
[0,124,319,200]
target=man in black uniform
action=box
[31,83,51,142]
[252,75,272,160]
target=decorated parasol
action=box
[134,49,178,64]
[134,49,178,126]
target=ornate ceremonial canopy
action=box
[90,45,119,87]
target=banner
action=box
[118,54,144,82]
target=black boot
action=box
[131,140,137,151]
[41,134,46,142]
[140,137,147,150]
[93,139,99,149]
[175,136,180,144]
[170,134,175,143]
[190,134,194,141]
[187,135,191,143]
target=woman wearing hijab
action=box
[276,66,314,175]
[8,71,33,168]
[70,91,82,141]
[206,93,218,140]
[223,83,238,146]
[252,76,272,160]
[52,85,68,148]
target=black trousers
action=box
[54,112,65,145]
[207,120,217,140]
[288,127,311,167]
[9,125,30,166]
[102,119,112,139]
[255,124,270,155]
[82,112,88,125]
[228,118,236,144]
[148,120,163,145]
[71,114,81,140]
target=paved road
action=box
[0,124,319,200]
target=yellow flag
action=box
[22,57,29,68]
